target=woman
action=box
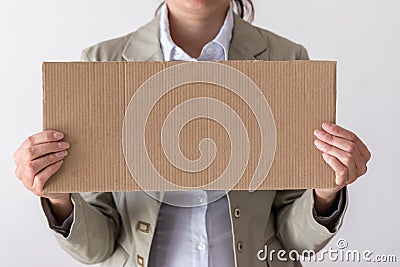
[13,0,371,266]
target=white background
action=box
[1,0,399,266]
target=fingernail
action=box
[322,122,333,130]
[55,151,67,157]
[314,130,325,138]
[58,142,70,149]
[54,132,63,139]
[322,153,329,159]
[314,139,326,149]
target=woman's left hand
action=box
[313,122,371,212]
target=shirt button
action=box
[237,241,243,252]
[197,242,206,251]
[233,207,241,218]
[206,47,214,54]
[197,195,204,203]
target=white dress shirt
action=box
[148,3,235,267]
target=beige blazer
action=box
[47,13,348,267]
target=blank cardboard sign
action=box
[42,60,336,193]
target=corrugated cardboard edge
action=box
[42,60,337,193]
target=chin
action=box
[170,0,229,12]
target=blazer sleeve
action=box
[273,188,348,252]
[46,192,121,264]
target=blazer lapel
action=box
[122,15,164,61]
[229,13,269,60]
[122,12,268,62]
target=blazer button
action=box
[233,207,241,218]
[237,241,243,252]
[136,220,150,234]
[137,255,144,267]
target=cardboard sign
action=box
[42,60,336,193]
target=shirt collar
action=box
[159,3,233,61]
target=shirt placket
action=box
[191,191,209,267]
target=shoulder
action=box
[231,13,309,60]
[80,32,134,62]
[81,16,160,62]
[247,21,309,60]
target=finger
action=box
[20,131,64,149]
[314,130,369,177]
[23,141,69,161]
[315,139,359,182]
[15,167,22,181]
[322,123,370,160]
[322,123,356,141]
[321,153,348,186]
[314,129,364,167]
[31,160,64,196]
[26,150,68,176]
[314,139,356,168]
[314,130,360,155]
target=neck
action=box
[166,2,229,58]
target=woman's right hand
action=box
[13,131,72,219]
